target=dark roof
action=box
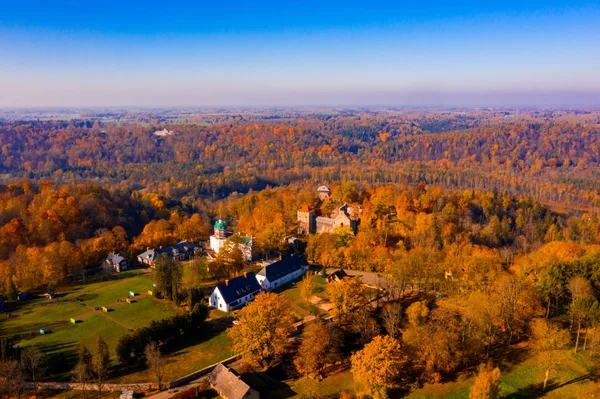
[328,269,348,281]
[156,241,200,257]
[105,253,127,264]
[216,273,261,305]
[138,241,200,261]
[207,364,253,399]
[257,254,308,281]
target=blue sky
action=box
[1,1,599,107]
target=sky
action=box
[1,1,600,107]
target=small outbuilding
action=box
[327,269,349,283]
[207,363,259,399]
[103,253,130,273]
[44,290,56,299]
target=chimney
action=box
[147,247,150,251]
[225,280,229,286]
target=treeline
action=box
[1,111,600,209]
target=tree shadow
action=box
[503,371,597,399]
[503,383,546,399]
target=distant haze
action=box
[1,1,599,107]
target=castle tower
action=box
[297,205,315,235]
[317,185,330,201]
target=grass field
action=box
[0,271,182,375]
[63,272,155,308]
[275,274,329,319]
[108,295,177,328]
[115,327,234,383]
[405,347,596,399]
[17,314,130,365]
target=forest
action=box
[1,109,599,210]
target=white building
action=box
[210,219,229,254]
[208,272,262,312]
[255,254,309,290]
[209,219,253,261]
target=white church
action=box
[209,219,253,261]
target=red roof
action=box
[298,205,312,212]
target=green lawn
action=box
[1,273,180,370]
[406,349,596,399]
[108,295,177,328]
[291,370,355,398]
[0,300,85,337]
[115,328,234,383]
[17,313,129,367]
[65,274,156,308]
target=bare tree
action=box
[352,307,380,344]
[382,302,403,338]
[75,345,93,399]
[0,360,25,399]
[21,347,43,399]
[93,336,110,393]
[145,342,165,391]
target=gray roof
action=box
[257,254,308,281]
[137,249,156,262]
[105,253,127,264]
[137,241,200,262]
[207,363,252,399]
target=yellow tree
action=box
[406,301,429,327]
[469,362,501,399]
[530,319,570,391]
[351,335,406,398]
[294,321,340,378]
[229,292,294,368]
[326,277,366,323]
[299,273,315,310]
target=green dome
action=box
[214,219,227,229]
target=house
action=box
[207,363,259,399]
[103,253,130,273]
[327,269,349,283]
[17,292,29,301]
[209,272,262,312]
[210,219,253,261]
[137,241,200,267]
[255,254,309,290]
